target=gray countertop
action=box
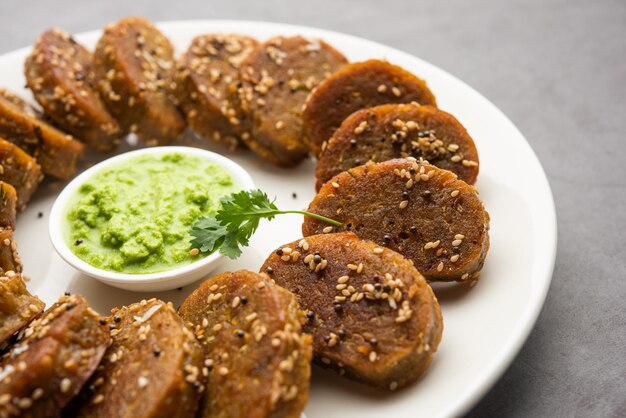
[1,0,624,416]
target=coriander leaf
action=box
[189,189,342,259]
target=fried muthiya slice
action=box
[0,274,44,347]
[0,139,43,210]
[178,270,312,418]
[315,103,479,190]
[260,232,443,390]
[0,88,85,180]
[303,59,438,157]
[93,17,185,146]
[25,28,123,152]
[0,294,110,418]
[175,34,258,149]
[303,158,490,284]
[237,36,347,166]
[71,299,204,418]
[0,182,17,229]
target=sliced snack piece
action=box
[178,270,312,418]
[25,28,123,152]
[176,34,258,149]
[0,274,44,347]
[0,139,43,210]
[0,182,17,230]
[303,59,438,156]
[0,294,110,417]
[261,232,443,390]
[94,17,185,146]
[237,36,347,166]
[316,103,479,190]
[0,88,85,180]
[303,158,490,284]
[72,299,204,418]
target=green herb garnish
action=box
[190,189,342,259]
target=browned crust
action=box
[0,139,43,210]
[316,103,479,190]
[303,59,438,156]
[0,88,85,180]
[175,34,258,149]
[0,229,22,276]
[93,17,185,146]
[0,274,44,347]
[260,233,443,390]
[303,159,490,284]
[25,28,123,152]
[72,299,204,418]
[237,36,348,166]
[0,182,17,229]
[178,270,312,418]
[0,294,110,418]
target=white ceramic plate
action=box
[0,20,556,418]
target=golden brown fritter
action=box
[176,34,258,149]
[25,28,123,152]
[72,299,204,418]
[0,139,43,210]
[316,103,479,190]
[179,270,312,418]
[93,17,185,146]
[261,233,443,390]
[237,36,347,166]
[0,274,44,347]
[303,158,490,284]
[303,60,437,156]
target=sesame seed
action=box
[452,239,462,247]
[462,159,478,167]
[437,262,444,272]
[455,234,465,240]
[93,394,104,404]
[377,84,387,93]
[331,182,340,188]
[265,267,274,275]
[373,248,383,254]
[451,155,462,163]
[357,263,364,273]
[240,296,248,304]
[323,226,333,233]
[232,297,241,308]
[218,366,229,376]
[450,254,460,263]
[391,86,402,97]
[347,263,358,270]
[399,200,408,209]
[369,351,378,362]
[451,190,460,197]
[389,381,398,391]
[60,378,71,393]
[337,275,350,284]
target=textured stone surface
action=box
[1,0,624,416]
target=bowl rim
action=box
[48,146,255,284]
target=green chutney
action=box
[65,153,238,274]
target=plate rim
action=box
[0,19,557,418]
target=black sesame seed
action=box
[410,226,417,233]
[113,316,121,323]
[75,239,83,246]
[37,212,43,219]
[240,296,248,305]
[236,330,245,338]
[333,304,343,313]
[266,267,274,275]
[452,247,461,253]
[373,275,381,282]
[374,283,382,291]
[383,285,391,293]
[313,254,322,264]
[153,348,162,357]
[350,139,357,147]
[64,291,71,296]
[369,338,379,346]
[276,249,283,256]
[422,190,431,198]
[306,311,315,320]
[354,159,361,167]
[65,304,74,311]
[324,335,331,342]
[402,191,410,200]
[383,235,391,243]
[177,287,183,291]
[338,329,346,339]
[292,192,297,199]
[409,168,416,174]
[99,319,107,326]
